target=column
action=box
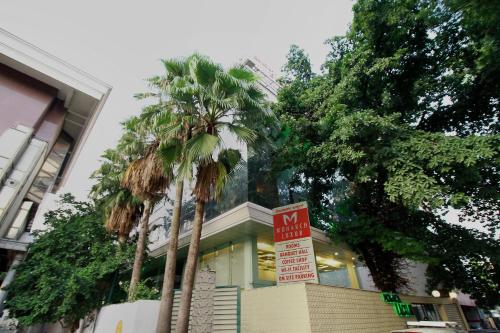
[346,259,360,289]
[242,236,257,290]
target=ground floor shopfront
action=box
[149,201,360,291]
[143,201,471,332]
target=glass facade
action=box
[256,236,358,288]
[257,240,276,283]
[177,143,292,233]
[175,162,249,236]
[247,148,279,209]
[27,133,73,203]
[199,242,245,287]
[316,254,350,288]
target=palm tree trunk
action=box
[175,199,205,333]
[128,199,153,301]
[156,180,184,333]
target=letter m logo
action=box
[283,212,298,226]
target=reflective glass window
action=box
[257,239,276,282]
[27,133,72,203]
[199,242,245,287]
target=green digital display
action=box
[381,292,413,317]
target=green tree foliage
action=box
[274,0,499,305]
[6,195,132,330]
[121,278,160,302]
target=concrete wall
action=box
[93,300,159,333]
[0,63,57,135]
[242,283,467,333]
[242,283,312,333]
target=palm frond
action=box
[134,91,159,100]
[158,138,183,170]
[215,159,246,202]
[228,66,259,83]
[162,58,189,78]
[217,148,242,171]
[214,149,242,201]
[184,133,221,165]
[188,55,221,86]
[220,123,258,144]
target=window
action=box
[230,243,245,286]
[257,240,276,282]
[27,133,72,202]
[199,242,245,287]
[411,304,440,321]
[316,254,350,288]
[256,237,358,288]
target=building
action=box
[136,58,472,331]
[0,37,473,330]
[0,28,111,309]
[242,58,280,99]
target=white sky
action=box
[1,0,354,198]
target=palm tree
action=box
[90,128,146,243]
[91,118,163,300]
[91,159,140,243]
[121,132,173,299]
[173,55,268,333]
[136,57,199,333]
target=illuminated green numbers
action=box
[382,292,401,303]
[381,292,413,317]
[393,302,413,317]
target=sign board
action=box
[273,201,319,285]
[381,292,413,317]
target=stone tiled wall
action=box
[241,283,468,333]
[305,284,407,333]
[191,269,215,333]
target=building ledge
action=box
[0,28,110,100]
[149,201,337,258]
[0,238,28,252]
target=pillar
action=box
[242,236,257,290]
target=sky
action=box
[1,0,354,198]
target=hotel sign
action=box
[273,202,319,285]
